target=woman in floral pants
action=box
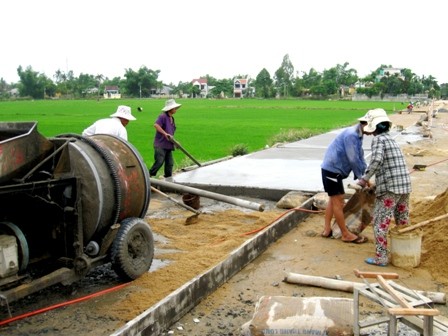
[357,109,412,266]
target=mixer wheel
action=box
[111,217,154,280]
[0,221,29,272]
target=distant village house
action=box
[103,86,121,99]
[192,78,212,98]
[233,78,248,98]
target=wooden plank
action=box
[354,269,399,279]
[355,280,446,336]
[388,308,440,316]
[424,316,433,336]
[358,283,406,308]
[389,281,433,306]
[377,276,413,308]
[389,281,439,304]
[359,282,432,308]
[357,287,397,308]
[389,281,434,303]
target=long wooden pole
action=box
[398,213,448,233]
[170,137,202,167]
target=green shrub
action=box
[230,144,249,157]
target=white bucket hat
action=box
[110,105,136,121]
[162,99,182,112]
[363,108,391,133]
[358,110,372,123]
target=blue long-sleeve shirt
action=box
[321,124,367,180]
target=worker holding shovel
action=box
[357,109,412,267]
[149,99,182,179]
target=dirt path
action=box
[168,109,448,335]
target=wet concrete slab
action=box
[173,128,363,197]
[172,126,421,200]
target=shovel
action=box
[169,136,202,167]
[331,184,375,238]
[150,186,201,225]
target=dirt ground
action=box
[2,105,448,336]
[168,109,448,336]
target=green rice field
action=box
[0,99,401,170]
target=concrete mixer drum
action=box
[54,132,154,280]
[0,122,154,302]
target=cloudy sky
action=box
[2,0,447,85]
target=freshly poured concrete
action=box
[173,128,372,198]
[173,127,417,199]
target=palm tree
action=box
[95,74,105,100]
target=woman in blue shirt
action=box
[320,112,372,244]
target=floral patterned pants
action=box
[372,192,410,264]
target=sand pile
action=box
[412,187,448,284]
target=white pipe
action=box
[150,178,265,212]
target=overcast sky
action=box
[2,0,447,85]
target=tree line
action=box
[1,54,446,100]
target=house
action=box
[8,88,19,97]
[157,85,173,96]
[233,78,248,98]
[103,86,121,99]
[150,85,174,98]
[339,84,357,97]
[192,78,209,98]
[84,87,99,95]
[376,67,404,82]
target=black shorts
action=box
[321,168,345,196]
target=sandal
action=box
[321,230,332,238]
[343,235,368,244]
[365,257,387,267]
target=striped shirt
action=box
[363,132,411,195]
